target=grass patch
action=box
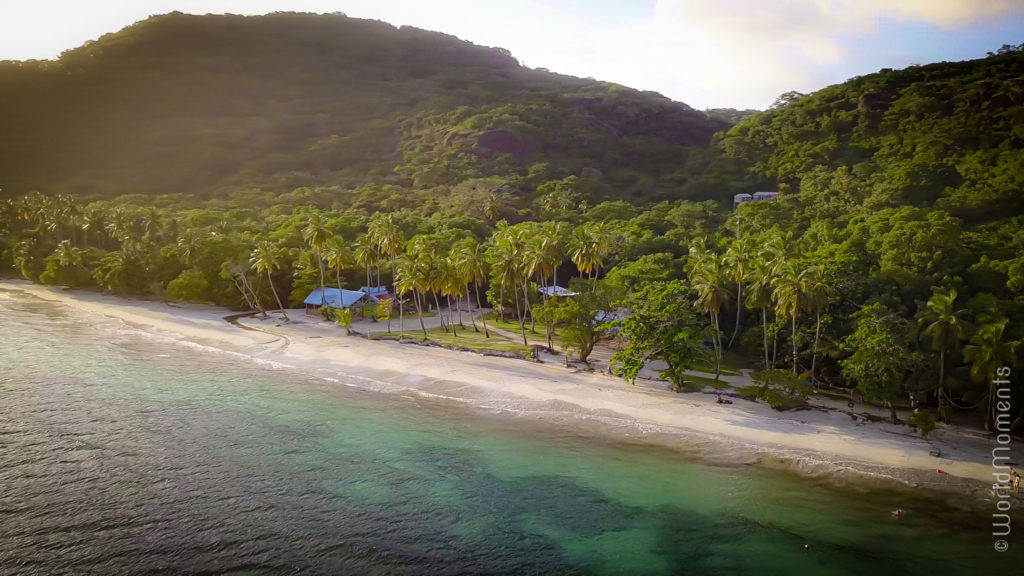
[692,349,754,375]
[682,373,733,390]
[388,326,531,357]
[482,313,563,347]
[398,309,436,319]
[814,390,853,402]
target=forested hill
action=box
[0,12,724,201]
[715,46,1024,225]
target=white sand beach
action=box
[4,280,1010,497]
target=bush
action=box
[165,269,210,301]
[907,411,937,438]
[743,369,811,410]
[738,387,761,401]
[334,308,354,334]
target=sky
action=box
[2,1,1023,109]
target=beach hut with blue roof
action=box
[303,287,379,315]
[358,285,392,300]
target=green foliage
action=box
[841,303,917,421]
[0,13,721,203]
[375,297,393,322]
[748,369,812,410]
[334,307,354,334]
[545,279,618,362]
[718,49,1024,222]
[608,280,705,388]
[907,411,937,438]
[166,268,211,302]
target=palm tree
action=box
[488,226,528,345]
[772,261,805,375]
[963,319,1020,431]
[568,222,614,286]
[685,237,711,276]
[353,234,378,291]
[746,257,776,370]
[250,241,288,321]
[226,261,264,317]
[802,263,833,382]
[722,238,754,348]
[368,213,402,292]
[81,206,111,248]
[918,289,972,419]
[542,221,570,289]
[55,239,83,270]
[302,213,331,307]
[395,254,429,338]
[139,206,162,243]
[568,225,600,280]
[323,237,352,292]
[439,257,466,337]
[176,230,202,267]
[424,250,449,332]
[691,251,729,379]
[455,239,490,337]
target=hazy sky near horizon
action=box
[3,1,1024,109]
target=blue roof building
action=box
[539,286,578,298]
[358,286,391,299]
[303,287,379,309]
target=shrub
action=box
[333,308,354,334]
[165,269,210,301]
[744,369,811,410]
[738,387,762,401]
[907,411,937,438]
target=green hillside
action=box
[0,12,723,201]
[715,47,1024,224]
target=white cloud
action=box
[543,0,1024,109]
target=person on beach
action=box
[1013,471,1021,493]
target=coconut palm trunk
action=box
[522,281,535,333]
[513,289,527,346]
[432,292,447,331]
[467,286,479,332]
[475,281,489,337]
[317,250,326,307]
[791,314,799,374]
[415,292,427,338]
[937,350,945,417]
[761,309,769,370]
[729,283,743,348]
[266,270,288,321]
[710,312,722,379]
[447,294,457,337]
[810,309,822,381]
